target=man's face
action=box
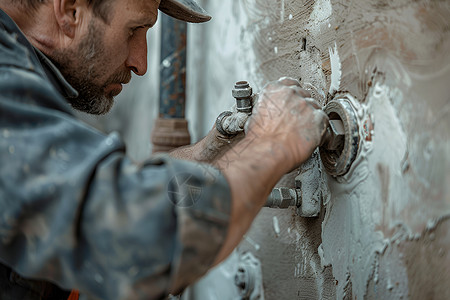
[51,0,159,115]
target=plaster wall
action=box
[82,0,450,299]
[188,0,450,299]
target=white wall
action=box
[80,0,450,299]
[186,0,259,142]
[187,0,450,299]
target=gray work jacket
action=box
[0,9,231,300]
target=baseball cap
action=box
[159,0,212,23]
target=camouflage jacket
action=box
[0,9,231,300]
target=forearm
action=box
[212,78,328,264]
[169,128,243,163]
[212,134,294,264]
[168,141,198,161]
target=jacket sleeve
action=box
[0,65,232,299]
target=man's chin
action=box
[69,95,114,115]
[94,96,114,115]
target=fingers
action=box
[277,78,312,99]
[263,77,311,99]
[222,112,249,132]
[289,86,312,98]
[240,78,329,167]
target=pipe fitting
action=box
[215,81,254,137]
[232,81,253,115]
[215,111,235,137]
[319,95,360,176]
[265,187,299,208]
[265,152,322,218]
[234,252,263,299]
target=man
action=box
[0,0,328,299]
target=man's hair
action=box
[18,0,114,23]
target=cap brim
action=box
[159,0,212,23]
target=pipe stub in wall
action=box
[319,96,360,176]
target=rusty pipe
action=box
[151,14,191,153]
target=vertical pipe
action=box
[159,15,187,118]
[151,14,191,153]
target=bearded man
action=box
[0,0,328,299]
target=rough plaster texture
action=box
[230,0,450,299]
[80,0,450,299]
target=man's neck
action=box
[0,2,58,56]
[0,2,30,31]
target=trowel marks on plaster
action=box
[320,64,450,298]
[320,80,408,299]
[308,0,333,37]
[241,0,450,298]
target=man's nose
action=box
[126,36,148,76]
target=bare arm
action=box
[169,124,245,163]
[213,78,328,264]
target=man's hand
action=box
[245,77,328,169]
[213,77,328,264]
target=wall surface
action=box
[188,0,450,299]
[84,0,450,299]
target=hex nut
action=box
[271,187,296,208]
[232,81,253,99]
[326,119,345,151]
[232,87,253,99]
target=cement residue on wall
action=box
[239,205,337,300]
[82,0,450,298]
[233,0,450,299]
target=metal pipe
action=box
[159,14,187,118]
[151,14,191,153]
[265,187,300,208]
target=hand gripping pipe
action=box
[265,94,364,217]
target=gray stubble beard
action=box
[50,19,114,115]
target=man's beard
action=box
[51,20,131,115]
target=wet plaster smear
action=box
[232,0,450,299]
[88,0,450,298]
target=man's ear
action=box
[53,0,86,38]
